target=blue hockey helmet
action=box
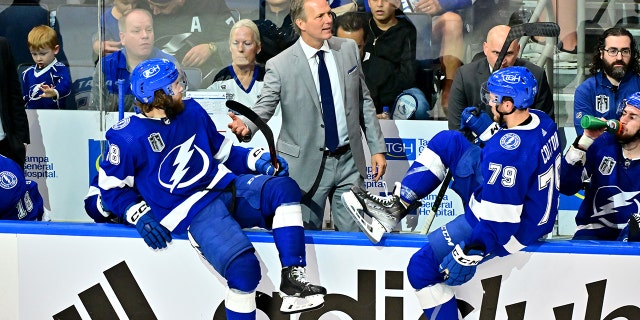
[481,66,538,110]
[130,58,180,104]
[617,91,640,116]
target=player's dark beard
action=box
[617,128,640,145]
[163,98,185,120]
[603,59,628,81]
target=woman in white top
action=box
[208,19,265,108]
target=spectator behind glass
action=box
[561,92,640,242]
[250,0,298,65]
[89,8,177,112]
[0,37,29,169]
[21,25,71,110]
[207,19,265,109]
[146,0,234,84]
[447,25,554,131]
[573,27,640,135]
[0,0,68,66]
[332,12,397,116]
[364,0,430,120]
[0,154,45,221]
[92,0,140,59]
[398,0,464,117]
[227,0,387,231]
[364,0,417,116]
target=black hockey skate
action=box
[341,182,409,244]
[628,213,640,242]
[279,266,326,314]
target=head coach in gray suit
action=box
[447,25,555,131]
[228,0,387,231]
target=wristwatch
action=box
[208,42,216,53]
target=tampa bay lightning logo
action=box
[158,134,209,192]
[499,133,521,150]
[0,171,18,189]
[592,186,640,222]
[112,117,130,130]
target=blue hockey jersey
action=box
[21,59,71,109]
[0,155,44,220]
[560,133,640,240]
[465,109,561,256]
[98,98,256,233]
[573,71,640,135]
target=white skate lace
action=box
[364,181,398,206]
[291,266,310,285]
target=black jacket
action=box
[0,37,29,165]
[363,12,417,112]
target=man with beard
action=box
[90,8,177,112]
[562,91,640,241]
[573,27,640,135]
[98,58,326,319]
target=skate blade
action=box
[279,294,325,314]
[341,192,386,244]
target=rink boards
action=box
[1,221,639,320]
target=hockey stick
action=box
[493,22,561,70]
[420,22,560,235]
[225,100,279,170]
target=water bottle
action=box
[580,115,622,135]
[380,106,391,120]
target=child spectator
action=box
[21,25,71,109]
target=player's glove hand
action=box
[126,201,172,249]
[439,242,484,286]
[247,147,289,176]
[460,106,500,142]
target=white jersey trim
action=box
[414,148,447,181]
[469,196,522,223]
[98,169,135,190]
[503,236,526,253]
[415,283,455,309]
[272,204,304,228]
[160,164,231,231]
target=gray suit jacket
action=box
[246,37,386,193]
[447,57,555,130]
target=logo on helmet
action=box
[143,65,161,79]
[502,74,521,84]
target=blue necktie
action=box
[317,50,339,152]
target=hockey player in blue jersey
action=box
[343,66,561,319]
[561,91,640,241]
[0,154,45,221]
[21,25,71,109]
[98,58,326,319]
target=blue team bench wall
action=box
[0,220,638,254]
[1,220,639,319]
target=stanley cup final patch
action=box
[598,156,616,175]
[148,133,165,152]
[595,95,609,113]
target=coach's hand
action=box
[126,201,172,249]
[439,242,484,286]
[460,106,500,142]
[228,112,252,142]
